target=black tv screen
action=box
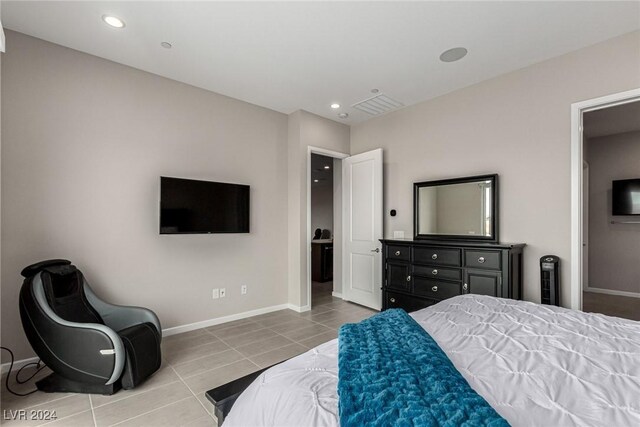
[160,177,250,234]
[612,179,640,216]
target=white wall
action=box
[586,131,640,295]
[1,31,290,361]
[351,31,640,306]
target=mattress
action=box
[223,295,640,427]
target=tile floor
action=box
[1,282,376,426]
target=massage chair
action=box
[19,259,162,395]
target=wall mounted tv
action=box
[160,177,250,234]
[612,178,640,216]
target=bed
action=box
[222,295,640,426]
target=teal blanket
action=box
[338,309,509,427]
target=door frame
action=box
[570,88,640,310]
[306,146,349,309]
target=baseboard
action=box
[162,303,291,337]
[2,303,297,374]
[584,286,640,299]
[331,291,343,299]
[1,356,40,376]
[287,304,311,313]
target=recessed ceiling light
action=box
[324,165,330,170]
[439,47,468,63]
[371,88,379,94]
[161,42,172,49]
[330,103,340,109]
[338,113,349,119]
[102,15,125,28]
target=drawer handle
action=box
[431,286,438,292]
[432,254,438,260]
[406,275,411,282]
[432,269,438,275]
[463,283,468,292]
[390,297,396,303]
[395,250,401,256]
[478,257,486,264]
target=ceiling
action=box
[311,154,333,187]
[2,1,639,124]
[584,101,640,138]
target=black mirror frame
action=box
[413,174,499,243]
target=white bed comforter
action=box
[223,295,640,427]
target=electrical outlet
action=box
[212,288,219,299]
[241,285,247,295]
[393,230,405,239]
[220,288,226,298]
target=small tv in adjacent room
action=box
[612,178,640,216]
[160,177,250,234]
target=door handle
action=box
[463,283,468,292]
[406,275,411,282]
[371,248,380,253]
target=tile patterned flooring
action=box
[1,283,376,426]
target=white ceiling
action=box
[2,1,639,124]
[584,101,640,138]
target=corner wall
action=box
[1,31,290,361]
[351,31,640,306]
[287,111,349,308]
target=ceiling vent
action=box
[352,94,404,116]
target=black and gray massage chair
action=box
[19,259,162,395]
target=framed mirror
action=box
[414,174,498,242]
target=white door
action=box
[342,148,383,310]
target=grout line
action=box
[176,353,254,381]
[168,365,217,422]
[3,393,75,412]
[166,345,237,368]
[89,395,98,427]
[90,380,182,409]
[108,396,194,427]
[36,409,94,427]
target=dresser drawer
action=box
[413,265,461,282]
[465,250,501,270]
[414,277,461,300]
[414,246,461,267]
[386,245,410,262]
[385,291,435,312]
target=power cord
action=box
[1,346,46,396]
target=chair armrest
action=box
[29,275,125,385]
[84,284,162,337]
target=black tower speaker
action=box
[540,255,560,306]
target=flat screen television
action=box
[160,177,250,234]
[612,178,640,215]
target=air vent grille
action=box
[352,94,404,116]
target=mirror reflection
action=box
[417,179,494,237]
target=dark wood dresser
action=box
[381,239,525,311]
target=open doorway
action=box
[580,101,640,321]
[310,153,337,307]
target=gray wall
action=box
[586,131,640,294]
[1,31,289,361]
[311,182,333,237]
[351,31,640,306]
